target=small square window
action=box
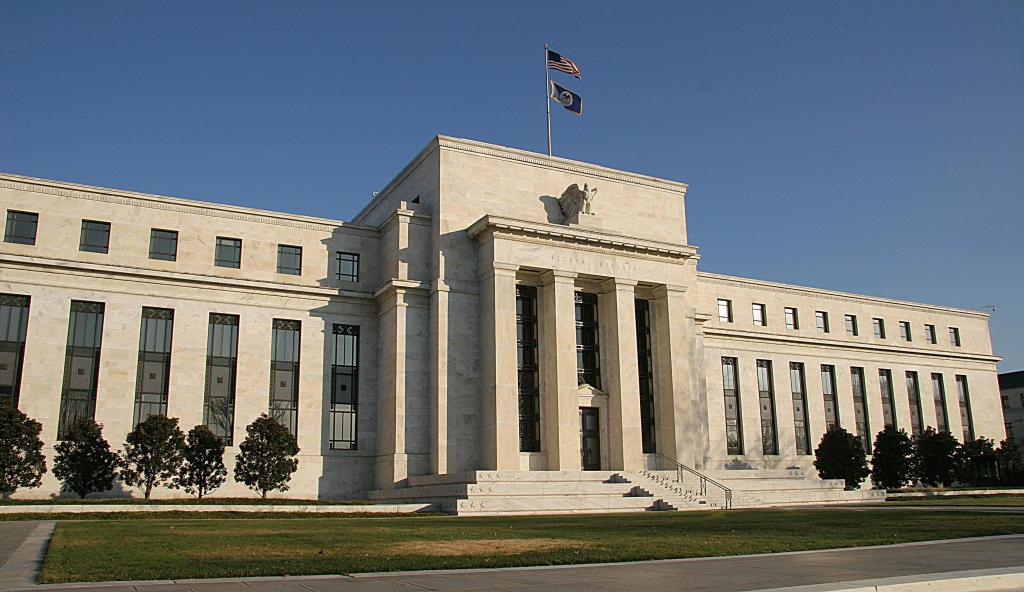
[845,314,858,336]
[277,244,302,275]
[924,324,937,344]
[149,229,178,261]
[816,311,829,333]
[4,211,38,245]
[336,252,359,282]
[873,318,886,339]
[79,220,111,254]
[215,237,242,269]
[949,327,961,347]
[784,307,799,330]
[899,321,912,342]
[752,303,766,326]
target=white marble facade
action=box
[0,136,1004,499]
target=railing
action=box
[655,453,733,510]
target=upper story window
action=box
[752,303,766,326]
[899,321,912,342]
[336,252,360,282]
[215,237,242,269]
[277,245,302,275]
[924,324,937,344]
[4,211,38,245]
[79,220,110,254]
[949,327,961,347]
[873,318,886,339]
[784,307,799,330]
[717,299,733,323]
[149,229,178,261]
[845,314,858,336]
[575,292,601,389]
[816,311,829,333]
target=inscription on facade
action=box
[551,254,636,273]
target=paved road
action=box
[10,534,1023,592]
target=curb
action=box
[753,566,1024,592]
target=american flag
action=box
[547,49,581,79]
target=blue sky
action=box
[1,1,1021,370]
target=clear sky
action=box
[1,1,1021,370]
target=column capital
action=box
[477,262,520,281]
[651,283,688,299]
[600,277,639,293]
[539,269,578,286]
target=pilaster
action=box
[479,263,520,470]
[539,269,581,470]
[600,278,643,470]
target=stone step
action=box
[453,494,665,515]
[370,480,642,501]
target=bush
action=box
[814,426,870,490]
[121,415,186,499]
[234,414,300,499]
[179,424,227,499]
[0,404,47,498]
[996,438,1023,485]
[912,428,959,487]
[870,425,914,489]
[955,437,997,486]
[53,419,120,498]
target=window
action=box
[722,357,742,455]
[899,321,912,342]
[277,245,302,275]
[785,307,799,330]
[203,313,239,445]
[133,307,174,427]
[58,301,105,438]
[79,220,110,254]
[0,294,31,407]
[214,237,242,268]
[873,318,886,339]
[330,324,359,450]
[924,324,937,344]
[879,369,897,429]
[269,319,300,437]
[149,229,178,261]
[752,303,766,327]
[717,299,733,323]
[816,311,830,333]
[956,375,974,443]
[4,211,38,245]
[336,252,359,282]
[517,286,540,452]
[790,362,811,455]
[575,292,601,389]
[757,360,778,455]
[821,365,839,429]
[931,373,949,433]
[636,299,656,454]
[851,367,871,454]
[949,327,961,347]
[845,314,858,336]
[906,371,923,437]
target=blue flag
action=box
[550,81,582,115]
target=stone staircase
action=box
[703,469,885,507]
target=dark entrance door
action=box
[580,407,601,470]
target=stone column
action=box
[600,278,643,470]
[539,270,581,471]
[478,263,520,470]
[374,285,408,489]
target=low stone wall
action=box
[0,502,437,514]
[888,488,1024,498]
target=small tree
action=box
[995,438,1023,485]
[870,425,914,489]
[53,419,119,498]
[912,428,959,487]
[814,426,870,490]
[0,404,47,498]
[956,437,997,486]
[179,424,226,499]
[234,414,299,499]
[121,415,186,499]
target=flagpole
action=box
[544,43,552,156]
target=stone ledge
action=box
[0,503,436,514]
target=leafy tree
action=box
[955,437,997,486]
[53,419,119,498]
[234,414,299,499]
[995,438,1023,485]
[813,426,870,490]
[912,428,959,487]
[179,424,227,499]
[0,404,47,498]
[870,425,914,489]
[121,415,186,499]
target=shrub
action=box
[0,404,47,498]
[955,437,997,486]
[814,426,870,490]
[996,438,1023,485]
[234,414,299,499]
[179,424,227,499]
[870,425,914,489]
[121,415,186,499]
[53,419,119,498]
[912,428,959,487]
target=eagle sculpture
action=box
[557,183,597,220]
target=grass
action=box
[39,508,1024,583]
[886,494,1024,506]
[0,497,373,506]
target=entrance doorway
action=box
[579,407,601,470]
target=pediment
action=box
[577,382,608,397]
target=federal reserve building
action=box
[0,136,1004,513]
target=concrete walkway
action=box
[0,522,55,590]
[11,534,1024,592]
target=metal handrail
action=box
[655,453,733,509]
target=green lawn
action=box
[40,508,1024,583]
[886,494,1024,506]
